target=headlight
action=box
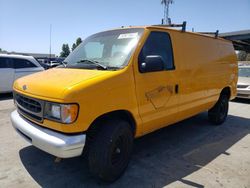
[44,102,79,124]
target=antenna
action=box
[161,0,174,25]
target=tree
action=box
[76,37,82,46]
[0,48,2,52]
[71,43,77,51]
[60,44,70,57]
[237,51,247,61]
[72,37,82,51]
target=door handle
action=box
[175,84,179,94]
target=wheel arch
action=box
[220,86,231,99]
[86,110,137,140]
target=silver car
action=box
[237,66,250,99]
[0,54,44,93]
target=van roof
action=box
[107,25,229,42]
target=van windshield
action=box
[62,28,144,70]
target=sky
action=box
[0,0,250,56]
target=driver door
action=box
[134,31,179,134]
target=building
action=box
[220,30,250,52]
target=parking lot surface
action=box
[0,93,249,188]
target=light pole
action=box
[49,24,52,60]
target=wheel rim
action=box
[111,136,125,165]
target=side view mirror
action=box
[140,55,165,73]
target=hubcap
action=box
[111,136,124,165]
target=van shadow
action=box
[231,98,250,104]
[0,93,13,101]
[19,113,250,188]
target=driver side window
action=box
[138,31,174,72]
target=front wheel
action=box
[88,119,133,182]
[208,95,229,125]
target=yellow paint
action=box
[13,26,237,137]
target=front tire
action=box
[208,94,229,125]
[88,119,133,182]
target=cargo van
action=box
[11,25,238,182]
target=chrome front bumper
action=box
[10,110,86,158]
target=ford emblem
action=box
[23,85,27,90]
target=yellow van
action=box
[11,25,238,182]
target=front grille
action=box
[16,94,41,113]
[237,85,248,89]
[18,107,43,122]
[14,93,44,122]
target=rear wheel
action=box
[208,94,229,125]
[88,119,133,182]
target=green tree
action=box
[72,37,82,51]
[60,44,70,57]
[237,51,247,61]
[71,43,77,51]
[76,37,82,46]
[0,48,2,52]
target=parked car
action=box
[10,26,237,182]
[49,61,61,68]
[237,66,250,99]
[36,59,50,70]
[37,58,65,69]
[0,54,44,93]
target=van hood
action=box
[14,68,110,100]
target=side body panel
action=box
[170,30,237,121]
[132,28,237,134]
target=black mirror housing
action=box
[140,55,164,73]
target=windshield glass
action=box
[63,28,144,70]
[239,67,250,77]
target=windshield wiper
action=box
[77,59,107,70]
